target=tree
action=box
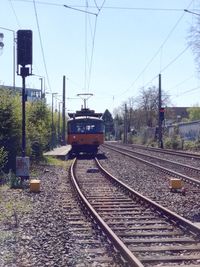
[26,101,52,158]
[136,86,170,127]
[189,16,200,73]
[0,89,21,171]
[102,109,114,140]
[113,86,171,142]
[187,104,200,121]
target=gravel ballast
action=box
[0,163,119,267]
[100,146,200,223]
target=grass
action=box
[0,185,32,228]
[44,156,73,169]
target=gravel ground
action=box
[1,147,200,267]
[99,146,200,223]
[0,163,119,267]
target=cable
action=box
[168,74,194,90]
[32,0,52,92]
[161,45,190,73]
[175,85,200,97]
[87,14,98,91]
[117,0,194,98]
[140,45,190,90]
[12,0,62,7]
[84,0,88,91]
[11,1,200,12]
[8,0,21,28]
[85,1,106,92]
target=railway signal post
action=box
[16,29,33,179]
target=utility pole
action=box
[62,75,66,145]
[58,101,63,145]
[158,73,163,148]
[39,77,43,99]
[51,93,58,148]
[124,104,128,144]
[0,27,16,89]
[0,33,4,55]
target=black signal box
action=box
[17,30,32,66]
[159,107,165,122]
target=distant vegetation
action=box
[0,88,60,172]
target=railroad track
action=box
[127,143,200,160]
[103,143,200,188]
[70,157,200,267]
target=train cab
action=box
[67,108,104,154]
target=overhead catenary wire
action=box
[116,0,194,98]
[142,44,191,89]
[175,85,200,97]
[84,0,105,92]
[11,0,198,108]
[168,74,195,91]
[8,0,21,28]
[89,1,106,91]
[7,0,46,89]
[32,0,52,92]
[11,1,200,12]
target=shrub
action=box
[0,147,8,171]
[163,135,183,150]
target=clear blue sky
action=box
[0,0,200,114]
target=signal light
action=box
[17,30,32,66]
[159,107,165,122]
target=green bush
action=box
[183,140,196,151]
[0,89,21,171]
[26,101,52,158]
[164,135,183,150]
[0,147,8,171]
[8,170,22,189]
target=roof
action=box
[68,108,102,118]
[166,107,189,118]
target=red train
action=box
[67,108,104,154]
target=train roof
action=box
[68,108,102,119]
[68,116,103,122]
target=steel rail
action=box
[128,143,200,160]
[103,144,200,187]
[70,157,144,267]
[106,143,200,174]
[95,158,200,235]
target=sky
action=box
[0,0,200,114]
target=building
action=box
[1,85,41,102]
[167,120,200,141]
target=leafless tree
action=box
[189,16,200,74]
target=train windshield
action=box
[68,119,104,134]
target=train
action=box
[67,108,105,154]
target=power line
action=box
[161,45,190,73]
[175,85,200,97]
[140,45,190,90]
[86,0,106,91]
[11,1,200,12]
[84,0,106,92]
[12,0,61,7]
[84,0,89,91]
[117,0,194,98]
[8,0,21,28]
[87,15,98,91]
[63,4,97,16]
[168,74,194,91]
[32,0,52,92]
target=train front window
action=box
[69,119,104,133]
